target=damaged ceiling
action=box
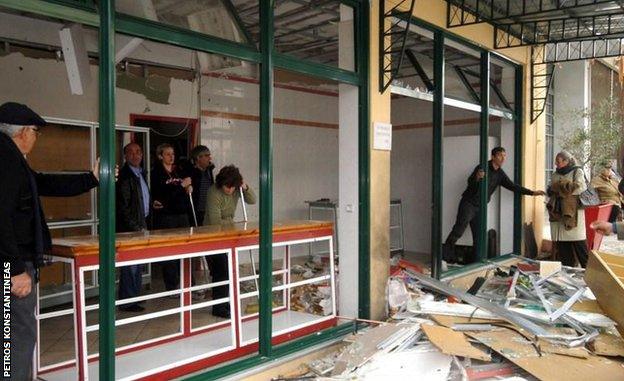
[114,0,343,66]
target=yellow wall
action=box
[368,1,546,319]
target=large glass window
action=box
[490,57,515,113]
[270,68,357,342]
[545,91,555,187]
[273,1,354,69]
[116,0,258,46]
[0,0,366,378]
[444,40,481,106]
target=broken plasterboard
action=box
[355,348,452,381]
[468,328,624,380]
[331,324,408,376]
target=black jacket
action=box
[150,162,190,216]
[0,132,98,276]
[190,164,214,212]
[462,160,534,206]
[116,163,149,233]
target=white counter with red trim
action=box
[36,220,336,381]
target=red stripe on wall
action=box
[202,72,339,97]
[394,116,501,130]
[201,110,339,129]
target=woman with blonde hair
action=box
[547,151,589,267]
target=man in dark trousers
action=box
[116,142,150,312]
[0,102,100,380]
[444,147,546,264]
[189,145,214,226]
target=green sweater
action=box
[204,186,256,225]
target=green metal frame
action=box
[513,64,524,254]
[391,11,525,276]
[356,2,371,320]
[0,0,371,378]
[431,30,445,280]
[98,0,115,379]
[258,0,274,359]
[477,51,490,263]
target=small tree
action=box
[561,98,623,174]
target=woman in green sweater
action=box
[204,165,256,225]
[204,165,256,318]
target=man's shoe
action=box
[442,244,459,263]
[120,304,145,312]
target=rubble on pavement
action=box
[271,255,624,381]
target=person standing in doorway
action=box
[116,142,150,312]
[444,147,546,264]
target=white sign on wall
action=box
[373,122,392,151]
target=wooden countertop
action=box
[51,220,333,258]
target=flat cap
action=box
[0,102,47,127]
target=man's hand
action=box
[476,169,485,180]
[181,177,192,188]
[92,158,119,181]
[186,185,193,194]
[534,190,547,196]
[153,200,164,210]
[591,221,614,236]
[11,272,32,298]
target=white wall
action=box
[0,52,342,227]
[199,75,339,223]
[0,52,197,124]
[391,98,515,255]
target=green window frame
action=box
[387,13,524,279]
[0,0,370,379]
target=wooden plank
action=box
[604,262,624,277]
[51,220,333,257]
[421,324,491,361]
[595,251,624,266]
[585,251,624,338]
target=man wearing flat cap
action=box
[0,102,100,380]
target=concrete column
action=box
[368,1,391,320]
[338,5,358,317]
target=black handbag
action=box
[576,169,601,207]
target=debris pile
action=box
[272,255,624,380]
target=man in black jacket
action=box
[189,145,214,226]
[116,142,150,312]
[0,102,99,380]
[444,147,546,264]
